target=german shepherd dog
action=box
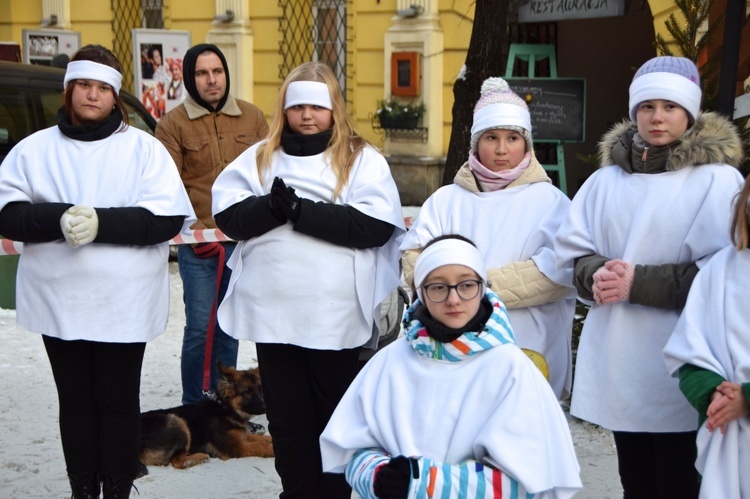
[139,363,274,472]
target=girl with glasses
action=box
[320,234,581,498]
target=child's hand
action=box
[706,382,749,434]
[592,259,634,305]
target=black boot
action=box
[68,471,100,499]
[101,475,136,499]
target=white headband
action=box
[414,239,487,303]
[629,72,702,121]
[63,60,122,95]
[470,103,531,137]
[284,81,333,110]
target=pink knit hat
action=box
[629,56,702,122]
[470,77,533,152]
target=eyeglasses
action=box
[421,280,483,303]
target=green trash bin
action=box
[0,254,19,309]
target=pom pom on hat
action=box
[470,77,533,153]
[628,56,702,122]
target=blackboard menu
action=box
[506,78,586,142]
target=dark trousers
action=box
[256,343,361,499]
[43,335,146,478]
[613,430,700,499]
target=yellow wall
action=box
[248,2,283,120]
[0,0,42,44]
[162,0,214,49]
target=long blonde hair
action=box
[731,176,750,250]
[256,62,367,200]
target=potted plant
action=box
[375,98,425,129]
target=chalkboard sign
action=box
[505,78,585,142]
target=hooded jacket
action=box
[156,93,268,230]
[574,112,744,309]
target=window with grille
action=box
[110,0,164,92]
[142,0,164,29]
[279,0,347,98]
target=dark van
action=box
[0,60,156,163]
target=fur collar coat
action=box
[598,112,744,173]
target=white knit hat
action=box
[628,56,702,122]
[470,77,533,152]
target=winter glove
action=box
[373,455,418,499]
[193,242,223,258]
[60,205,98,247]
[271,177,302,223]
[592,259,634,305]
[267,190,287,222]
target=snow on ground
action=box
[0,262,621,498]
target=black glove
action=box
[373,456,418,499]
[271,177,302,223]
[267,189,287,222]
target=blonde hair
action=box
[731,176,750,250]
[256,62,367,200]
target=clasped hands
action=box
[706,381,749,434]
[60,205,99,247]
[270,176,302,223]
[591,259,634,305]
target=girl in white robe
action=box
[320,235,582,499]
[663,175,750,499]
[400,77,575,400]
[212,62,404,498]
[0,45,194,498]
[554,56,744,498]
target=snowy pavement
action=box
[0,262,620,498]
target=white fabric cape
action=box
[399,182,575,399]
[212,142,405,349]
[554,164,743,431]
[663,246,750,499]
[319,337,582,497]
[0,125,195,342]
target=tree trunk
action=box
[442,0,510,185]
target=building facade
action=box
[1,0,747,198]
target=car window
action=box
[39,89,63,128]
[124,102,155,136]
[0,89,35,160]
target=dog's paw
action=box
[172,452,210,469]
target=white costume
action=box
[212,142,405,349]
[401,179,575,399]
[555,164,743,432]
[664,246,750,499]
[320,291,581,498]
[0,125,194,342]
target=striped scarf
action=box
[404,290,515,362]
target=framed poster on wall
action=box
[22,29,80,66]
[132,29,191,121]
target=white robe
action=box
[319,337,582,497]
[400,181,575,399]
[212,143,405,349]
[555,164,743,431]
[0,124,195,342]
[663,246,750,499]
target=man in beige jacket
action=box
[156,43,268,408]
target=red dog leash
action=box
[192,242,226,395]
